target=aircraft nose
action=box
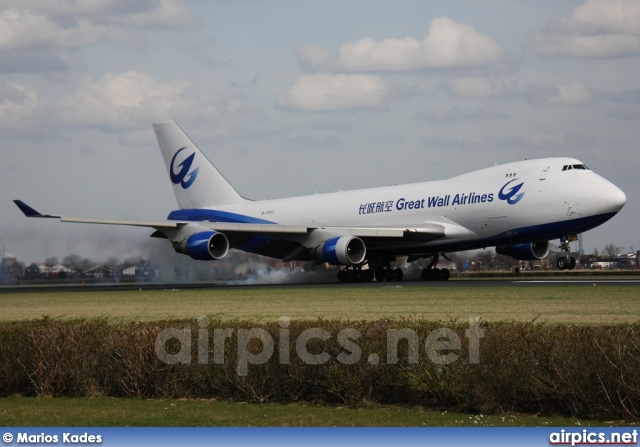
[606,186,626,212]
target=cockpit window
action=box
[562,164,590,171]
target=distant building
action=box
[266,259,305,272]
[24,263,75,279]
[579,255,604,269]
[1,253,21,282]
[83,264,120,278]
[122,259,158,280]
[2,253,17,267]
[25,263,51,278]
[582,252,637,269]
[613,253,636,269]
[50,264,75,278]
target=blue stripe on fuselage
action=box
[368,212,618,257]
[485,212,617,245]
[167,208,276,224]
[168,208,277,254]
[168,208,618,260]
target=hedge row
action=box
[0,318,638,421]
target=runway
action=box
[1,277,639,294]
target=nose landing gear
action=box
[557,235,577,270]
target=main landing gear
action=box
[421,253,451,281]
[336,253,452,283]
[556,235,577,270]
[337,265,403,283]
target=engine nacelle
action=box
[313,236,366,266]
[175,231,229,260]
[495,241,550,261]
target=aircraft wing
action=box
[322,224,446,242]
[13,200,449,240]
[13,200,308,235]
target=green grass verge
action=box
[0,397,613,427]
[0,285,638,323]
[1,285,638,426]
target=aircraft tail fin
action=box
[153,121,247,209]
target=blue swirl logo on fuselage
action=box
[170,147,199,189]
[498,179,525,205]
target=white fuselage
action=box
[175,157,625,257]
[16,121,627,274]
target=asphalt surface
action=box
[1,278,639,294]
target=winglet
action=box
[13,200,58,218]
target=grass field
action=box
[0,284,638,323]
[0,397,611,427]
[2,283,638,426]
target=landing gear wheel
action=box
[557,256,568,270]
[365,270,375,282]
[558,235,578,271]
[422,268,439,281]
[420,267,450,281]
[338,266,378,283]
[383,269,394,282]
[420,253,452,281]
[375,269,384,282]
[393,268,404,281]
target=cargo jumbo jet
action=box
[15,121,626,282]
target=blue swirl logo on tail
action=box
[498,179,525,205]
[170,147,199,189]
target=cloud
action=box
[1,0,191,28]
[0,2,191,73]
[525,132,569,147]
[336,17,505,72]
[525,82,593,106]
[419,105,507,123]
[528,0,640,57]
[446,77,509,98]
[449,132,599,154]
[295,45,335,72]
[112,0,191,28]
[0,71,262,138]
[278,74,388,112]
[0,80,39,128]
[0,72,189,131]
[606,88,640,104]
[0,9,119,52]
[53,71,189,128]
[606,106,640,120]
[0,51,69,74]
[0,160,16,172]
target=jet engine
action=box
[495,241,550,261]
[175,230,229,260]
[312,236,366,266]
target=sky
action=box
[1,0,638,264]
